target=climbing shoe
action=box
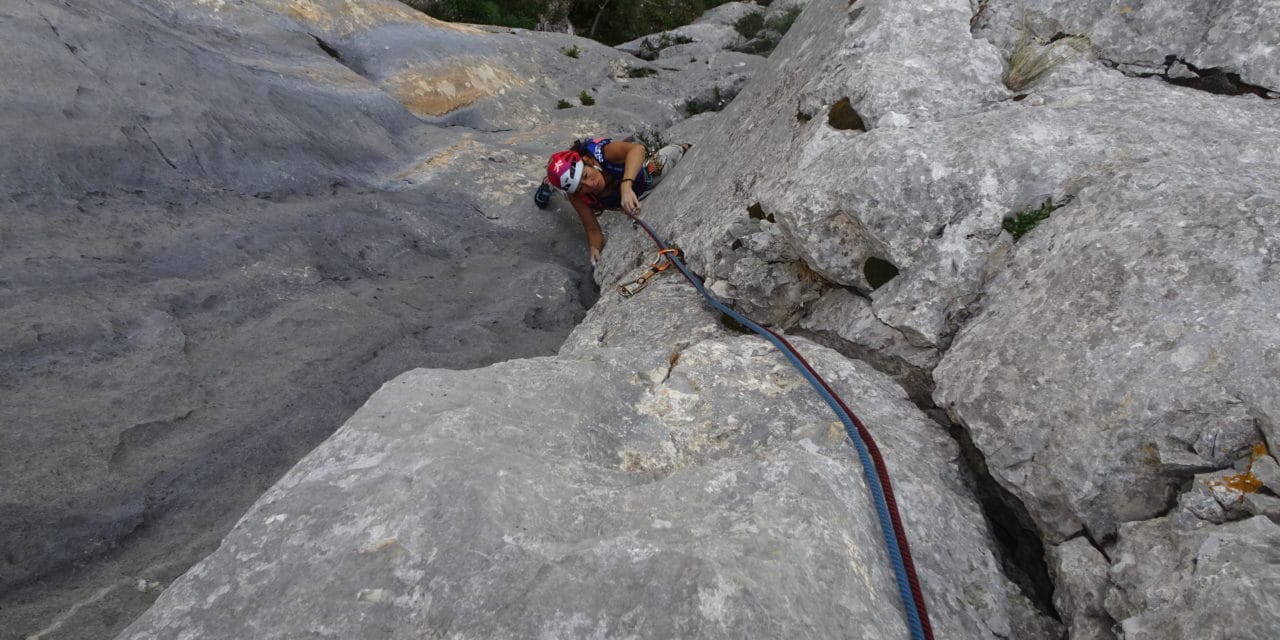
[534,179,554,209]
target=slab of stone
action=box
[1,0,771,636]
[975,0,1280,91]
[1252,453,1280,492]
[1048,537,1117,640]
[559,275,729,355]
[933,149,1280,542]
[118,338,1058,639]
[796,288,940,405]
[1105,515,1280,640]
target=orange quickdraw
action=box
[617,247,681,298]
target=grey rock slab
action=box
[934,155,1280,542]
[1154,448,1219,476]
[820,0,1009,125]
[559,275,729,355]
[119,338,1058,639]
[1242,492,1280,523]
[2,0,426,201]
[975,0,1280,91]
[796,288,940,405]
[3,0,742,634]
[0,185,591,602]
[616,22,744,60]
[694,1,768,27]
[1199,470,1254,522]
[1048,537,1117,640]
[1178,480,1229,524]
[1105,515,1280,640]
[770,73,1279,348]
[1252,453,1280,492]
[593,0,1007,329]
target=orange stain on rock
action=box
[278,0,484,34]
[1208,443,1271,499]
[386,62,522,117]
[394,135,476,179]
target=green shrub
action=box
[684,86,724,116]
[640,31,696,56]
[556,99,572,109]
[733,13,765,39]
[633,127,668,151]
[562,45,580,58]
[730,7,800,56]
[408,0,537,29]
[766,7,802,34]
[1003,199,1061,240]
[578,90,595,106]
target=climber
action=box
[537,136,691,266]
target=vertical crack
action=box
[140,125,179,171]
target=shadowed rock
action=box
[1,0,767,636]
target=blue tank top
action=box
[578,137,650,210]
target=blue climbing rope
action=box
[623,212,932,640]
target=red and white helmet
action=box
[546,150,584,193]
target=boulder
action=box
[118,337,1057,639]
[933,157,1280,543]
[1105,515,1280,639]
[1047,537,1116,640]
[974,0,1280,92]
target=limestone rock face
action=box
[15,0,1280,638]
[975,0,1280,92]
[1106,515,1280,639]
[932,152,1280,542]
[582,1,1280,639]
[1048,538,1115,640]
[118,338,1057,640]
[1,0,766,636]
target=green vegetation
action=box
[578,90,595,106]
[633,127,667,152]
[733,12,765,39]
[731,7,802,56]
[401,0,737,47]
[1003,30,1091,91]
[556,99,573,108]
[767,6,801,33]
[640,31,695,56]
[684,86,724,116]
[1003,199,1061,240]
[400,0,544,29]
[562,45,581,58]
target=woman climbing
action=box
[538,136,691,266]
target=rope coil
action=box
[622,212,934,640]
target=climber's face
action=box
[577,162,606,195]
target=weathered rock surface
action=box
[118,337,1057,639]
[975,0,1280,92]
[586,1,1280,639]
[933,158,1280,542]
[1048,537,1115,640]
[14,0,1280,637]
[560,276,729,355]
[1,0,772,637]
[1106,514,1280,639]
